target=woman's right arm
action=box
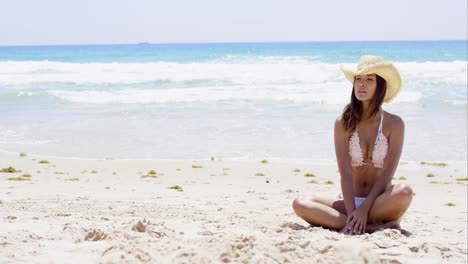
[334,118,355,215]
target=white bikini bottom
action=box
[354,196,366,208]
[337,193,366,208]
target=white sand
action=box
[0,152,466,263]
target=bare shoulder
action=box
[383,111,404,132]
[334,115,346,138]
[334,116,345,130]
[335,115,344,125]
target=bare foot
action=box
[366,220,401,233]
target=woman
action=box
[293,55,413,235]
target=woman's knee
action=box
[368,184,413,223]
[292,196,306,214]
[393,183,413,201]
[292,196,316,215]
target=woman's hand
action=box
[341,207,368,235]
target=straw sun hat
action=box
[340,55,402,102]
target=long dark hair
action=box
[341,74,387,135]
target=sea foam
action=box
[0,60,465,105]
[0,60,465,86]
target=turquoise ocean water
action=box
[0,41,466,162]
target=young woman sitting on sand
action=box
[293,55,413,235]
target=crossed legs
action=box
[292,183,413,233]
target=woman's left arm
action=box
[360,115,405,212]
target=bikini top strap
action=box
[378,109,384,133]
[374,109,384,145]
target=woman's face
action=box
[353,74,377,102]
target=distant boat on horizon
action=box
[137,42,151,45]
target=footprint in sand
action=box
[374,240,401,249]
[334,241,381,264]
[380,228,403,239]
[131,219,167,238]
[279,222,307,231]
[84,229,108,241]
[101,244,152,263]
[132,220,147,232]
[219,236,256,263]
[274,239,310,253]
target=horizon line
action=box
[0,39,466,48]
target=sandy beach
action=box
[0,152,466,263]
[1,0,467,261]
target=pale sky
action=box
[0,0,466,46]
